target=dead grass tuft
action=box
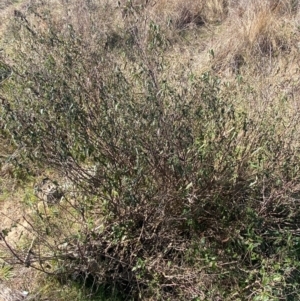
[152,0,227,29]
[204,0,298,76]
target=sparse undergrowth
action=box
[1,0,300,300]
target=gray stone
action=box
[33,178,63,205]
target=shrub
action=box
[1,1,300,300]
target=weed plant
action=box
[1,0,300,300]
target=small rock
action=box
[34,178,63,205]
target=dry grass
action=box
[152,0,227,28]
[179,1,293,71]
[0,0,26,37]
[155,0,300,122]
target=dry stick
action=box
[24,237,36,267]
